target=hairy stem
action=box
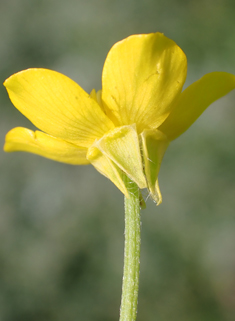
[119,176,141,321]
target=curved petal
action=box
[4,127,89,165]
[159,72,235,140]
[4,69,114,148]
[141,129,169,205]
[102,33,187,132]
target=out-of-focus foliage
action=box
[0,0,235,320]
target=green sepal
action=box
[94,125,147,189]
[141,129,169,205]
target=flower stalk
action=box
[120,175,141,321]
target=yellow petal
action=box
[90,88,103,110]
[102,33,187,132]
[93,125,147,189]
[141,129,169,205]
[159,72,235,140]
[4,127,89,165]
[87,146,129,197]
[4,69,114,148]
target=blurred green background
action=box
[0,0,235,320]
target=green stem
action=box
[120,176,141,321]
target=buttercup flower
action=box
[4,33,235,204]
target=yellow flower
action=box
[3,33,235,204]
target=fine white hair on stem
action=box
[147,157,156,165]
